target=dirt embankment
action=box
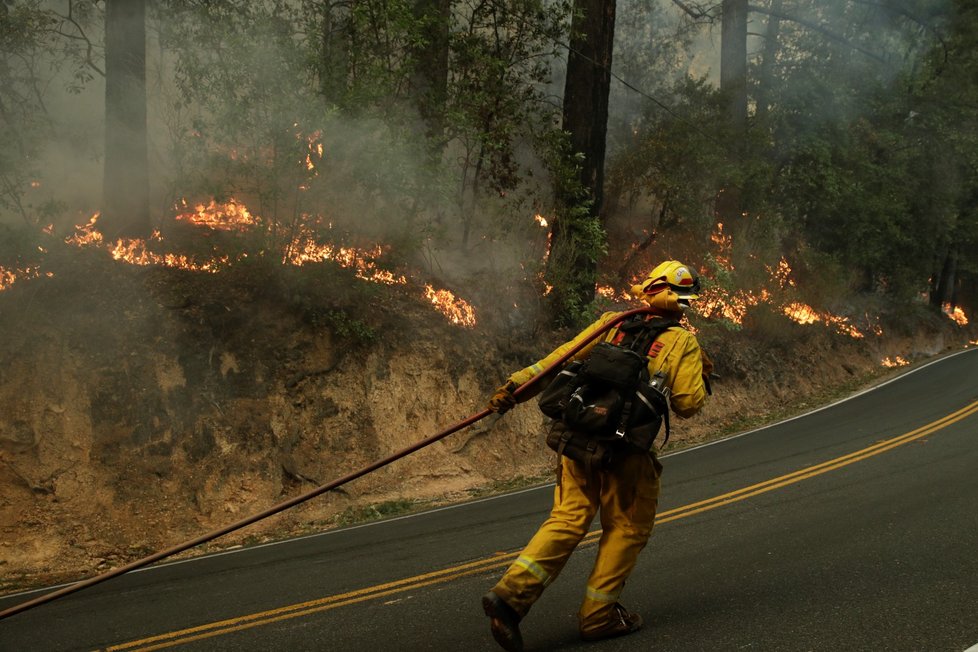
[0,255,973,592]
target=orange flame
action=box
[297,128,324,175]
[175,199,257,231]
[942,303,969,326]
[49,200,479,327]
[881,356,909,368]
[65,212,104,247]
[0,265,48,292]
[109,236,231,273]
[424,285,476,327]
[695,287,769,324]
[284,232,407,285]
[767,257,795,288]
[534,214,549,228]
[782,302,864,338]
[596,284,631,302]
[710,222,733,270]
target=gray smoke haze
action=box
[2,0,955,304]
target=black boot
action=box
[580,603,643,642]
[482,591,523,652]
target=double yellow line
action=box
[106,399,978,651]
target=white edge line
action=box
[4,346,976,602]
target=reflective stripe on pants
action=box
[491,450,661,630]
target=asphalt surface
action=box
[2,347,977,652]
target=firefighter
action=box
[482,260,708,651]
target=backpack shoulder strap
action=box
[628,317,679,356]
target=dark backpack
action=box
[537,316,677,472]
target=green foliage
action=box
[605,77,737,234]
[315,309,376,343]
[0,1,101,223]
[161,2,324,240]
[541,130,608,326]
[6,0,978,322]
[333,499,420,526]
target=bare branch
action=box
[46,0,106,78]
[670,0,718,22]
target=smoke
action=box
[3,0,957,315]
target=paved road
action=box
[2,348,977,652]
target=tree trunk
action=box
[318,2,351,103]
[411,0,450,149]
[548,0,616,325]
[930,247,957,309]
[721,0,748,131]
[101,0,150,240]
[716,0,748,224]
[755,0,782,125]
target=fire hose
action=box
[0,306,657,621]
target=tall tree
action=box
[101,0,149,239]
[754,0,782,125]
[720,0,747,131]
[411,0,450,147]
[716,0,747,223]
[548,0,617,324]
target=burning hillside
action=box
[2,199,477,328]
[1,205,975,593]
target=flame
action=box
[30,180,41,189]
[596,284,631,302]
[297,128,324,175]
[767,257,795,288]
[695,287,769,324]
[942,303,969,326]
[0,265,48,292]
[424,285,476,327]
[782,301,819,325]
[881,356,909,368]
[284,230,407,285]
[0,266,12,290]
[109,236,231,273]
[534,214,549,228]
[175,199,257,231]
[710,222,733,270]
[65,212,104,247]
[21,199,480,327]
[783,302,864,338]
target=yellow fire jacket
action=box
[508,290,707,418]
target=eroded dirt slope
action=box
[0,252,971,591]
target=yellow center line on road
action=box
[103,399,978,651]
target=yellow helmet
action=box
[631,260,701,300]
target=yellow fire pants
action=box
[491,450,662,633]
